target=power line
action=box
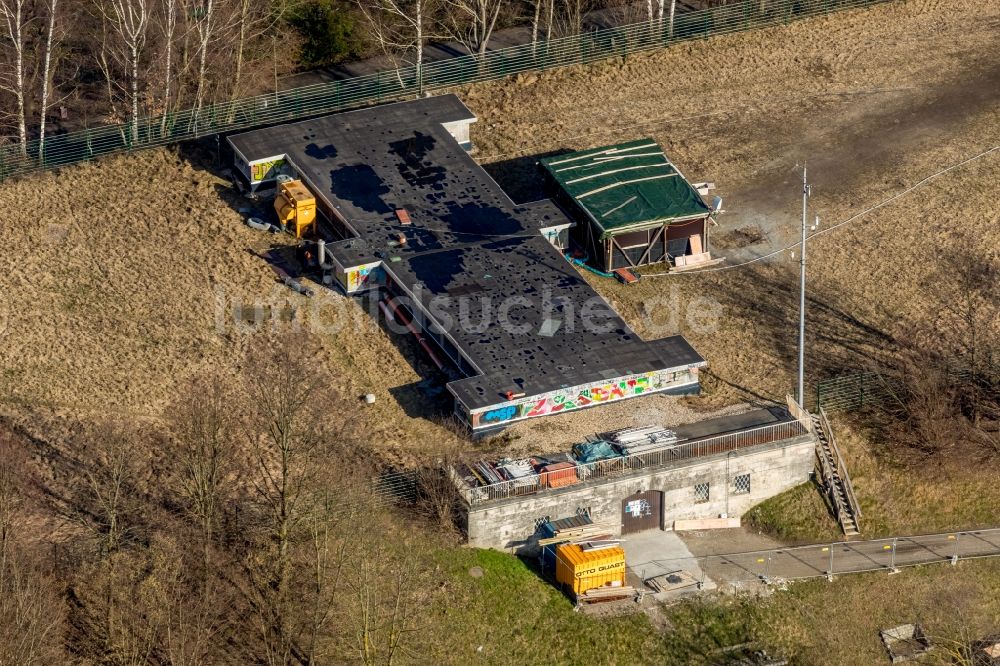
[639,144,1000,278]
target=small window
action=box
[694,482,710,504]
[733,473,751,496]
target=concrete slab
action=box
[623,529,717,600]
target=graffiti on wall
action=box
[473,370,689,427]
[250,157,288,183]
[480,404,517,424]
[346,263,381,292]
[524,375,653,417]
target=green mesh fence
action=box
[0,0,891,181]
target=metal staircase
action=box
[812,408,861,537]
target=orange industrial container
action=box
[274,180,317,239]
[554,543,626,597]
[540,462,578,488]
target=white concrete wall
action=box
[464,435,816,551]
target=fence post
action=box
[952,533,960,565]
[825,544,833,581]
[889,538,898,573]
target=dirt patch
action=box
[711,224,766,251]
[679,527,786,557]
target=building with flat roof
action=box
[540,140,715,272]
[228,95,707,434]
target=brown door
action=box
[621,490,663,535]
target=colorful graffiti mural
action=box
[345,263,381,292]
[480,405,517,424]
[250,157,288,183]
[523,375,653,418]
[471,370,695,428]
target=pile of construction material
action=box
[459,425,689,500]
[462,453,582,498]
[608,425,683,454]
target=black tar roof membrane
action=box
[229,95,705,411]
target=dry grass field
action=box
[0,0,996,509]
[0,1,998,663]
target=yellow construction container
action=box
[274,180,317,239]
[554,543,626,597]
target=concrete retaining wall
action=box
[465,435,816,552]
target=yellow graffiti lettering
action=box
[251,158,286,182]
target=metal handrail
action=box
[462,419,808,505]
[0,0,893,181]
[820,407,862,521]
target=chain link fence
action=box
[631,528,1000,592]
[814,372,896,413]
[0,0,892,182]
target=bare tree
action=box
[157,0,177,135]
[347,535,422,666]
[0,434,27,560]
[166,372,239,550]
[0,548,66,665]
[441,0,504,57]
[357,0,437,91]
[75,423,140,555]
[0,0,30,154]
[97,0,151,143]
[0,434,65,665]
[231,0,288,99]
[242,344,355,661]
[190,0,216,122]
[36,0,60,160]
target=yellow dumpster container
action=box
[554,543,626,598]
[274,180,317,239]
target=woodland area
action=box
[0,341,464,664]
[0,0,673,151]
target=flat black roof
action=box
[229,95,706,411]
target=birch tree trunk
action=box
[234,0,250,97]
[0,0,28,155]
[38,0,59,161]
[415,0,423,94]
[159,0,176,136]
[531,0,540,49]
[103,0,150,144]
[668,0,676,38]
[193,0,214,124]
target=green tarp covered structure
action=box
[572,440,622,463]
[540,139,711,240]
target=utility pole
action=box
[798,166,811,407]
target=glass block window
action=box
[733,473,751,495]
[694,482,710,504]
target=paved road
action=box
[703,529,1000,586]
[626,529,1000,591]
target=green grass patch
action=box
[424,547,773,664]
[422,546,1000,665]
[745,480,842,544]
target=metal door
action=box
[621,490,663,534]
